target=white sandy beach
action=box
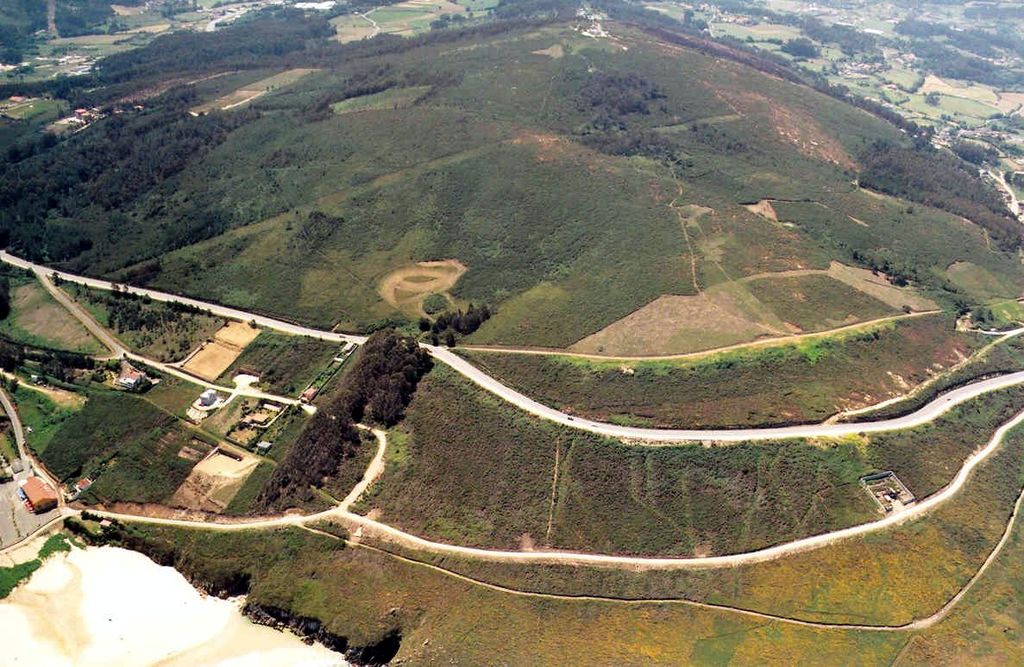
[0,546,348,667]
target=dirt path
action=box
[989,168,1022,220]
[337,426,387,511]
[46,0,57,36]
[82,413,1024,631]
[358,9,380,38]
[0,371,84,409]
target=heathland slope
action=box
[2,9,1020,351]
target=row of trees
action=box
[256,331,432,510]
[81,288,205,336]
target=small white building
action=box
[198,389,220,408]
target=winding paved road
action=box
[82,413,1024,631]
[429,345,1024,442]
[7,251,1024,445]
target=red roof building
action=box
[22,477,58,513]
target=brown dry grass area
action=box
[214,321,260,347]
[744,199,778,221]
[337,22,377,43]
[826,262,937,311]
[569,258,934,355]
[111,4,144,15]
[192,69,316,114]
[170,449,259,513]
[996,91,1024,114]
[570,283,786,356]
[183,343,243,380]
[531,44,565,59]
[921,74,999,103]
[509,131,578,163]
[378,259,467,317]
[4,282,101,353]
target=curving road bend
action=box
[6,250,1024,443]
[80,411,1024,631]
[429,345,1024,442]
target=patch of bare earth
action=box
[531,44,565,58]
[744,199,778,221]
[718,89,857,169]
[170,448,260,513]
[378,259,467,317]
[826,261,937,311]
[181,321,259,381]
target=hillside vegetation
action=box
[0,11,1018,351]
[358,364,1024,557]
[460,314,987,428]
[97,418,1024,663]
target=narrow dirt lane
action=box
[82,415,1024,632]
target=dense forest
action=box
[0,0,47,64]
[859,141,1022,250]
[55,0,115,38]
[256,331,432,510]
[0,88,257,263]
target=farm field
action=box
[461,314,986,428]
[332,85,433,115]
[357,364,1024,556]
[180,321,259,381]
[0,98,64,122]
[332,0,472,43]
[12,386,81,457]
[170,446,260,513]
[0,278,103,354]
[215,331,340,395]
[38,389,215,505]
[567,264,926,356]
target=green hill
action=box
[3,11,1020,351]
